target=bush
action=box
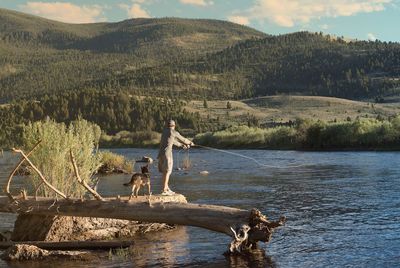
[21,118,102,198]
[100,151,134,173]
[100,130,161,147]
[194,125,296,149]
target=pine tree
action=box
[203,99,208,108]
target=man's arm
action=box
[173,140,184,148]
[174,130,194,146]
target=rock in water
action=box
[11,215,173,242]
[199,171,209,175]
[1,244,46,261]
[137,156,153,164]
[1,244,95,261]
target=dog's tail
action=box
[123,182,131,187]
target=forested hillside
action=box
[0,8,265,100]
[1,8,400,102]
[190,32,400,99]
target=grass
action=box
[108,247,131,261]
[185,95,400,128]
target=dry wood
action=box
[4,140,42,201]
[69,150,104,201]
[0,240,134,250]
[11,148,67,199]
[0,195,285,251]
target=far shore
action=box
[3,145,400,153]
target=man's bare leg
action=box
[162,170,172,192]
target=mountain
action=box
[0,8,266,100]
[0,8,265,54]
[1,8,400,102]
[91,31,400,100]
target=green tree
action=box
[203,99,208,108]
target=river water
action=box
[0,149,399,267]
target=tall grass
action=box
[22,118,102,198]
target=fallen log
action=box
[0,240,134,250]
[0,195,285,252]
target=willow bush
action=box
[22,118,102,198]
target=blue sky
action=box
[1,0,399,42]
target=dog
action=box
[123,165,151,199]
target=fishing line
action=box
[194,144,308,169]
[176,148,182,170]
[176,147,191,170]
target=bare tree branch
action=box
[69,150,104,201]
[12,148,67,199]
[4,140,42,201]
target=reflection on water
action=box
[1,149,400,267]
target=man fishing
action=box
[158,119,194,195]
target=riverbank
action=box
[193,117,400,151]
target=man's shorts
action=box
[158,155,173,173]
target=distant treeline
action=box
[194,117,400,150]
[0,90,215,149]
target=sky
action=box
[0,0,399,42]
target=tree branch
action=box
[69,150,104,201]
[4,140,42,201]
[12,148,67,199]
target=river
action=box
[0,148,399,267]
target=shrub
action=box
[100,151,134,173]
[21,118,102,198]
[100,130,161,147]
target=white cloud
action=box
[19,2,105,23]
[367,33,377,41]
[119,2,151,18]
[227,15,250,25]
[320,24,329,30]
[231,0,392,27]
[179,0,214,7]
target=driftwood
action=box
[69,150,104,201]
[0,240,134,250]
[11,148,67,199]
[4,140,42,201]
[0,195,285,252]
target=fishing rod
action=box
[194,144,308,169]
